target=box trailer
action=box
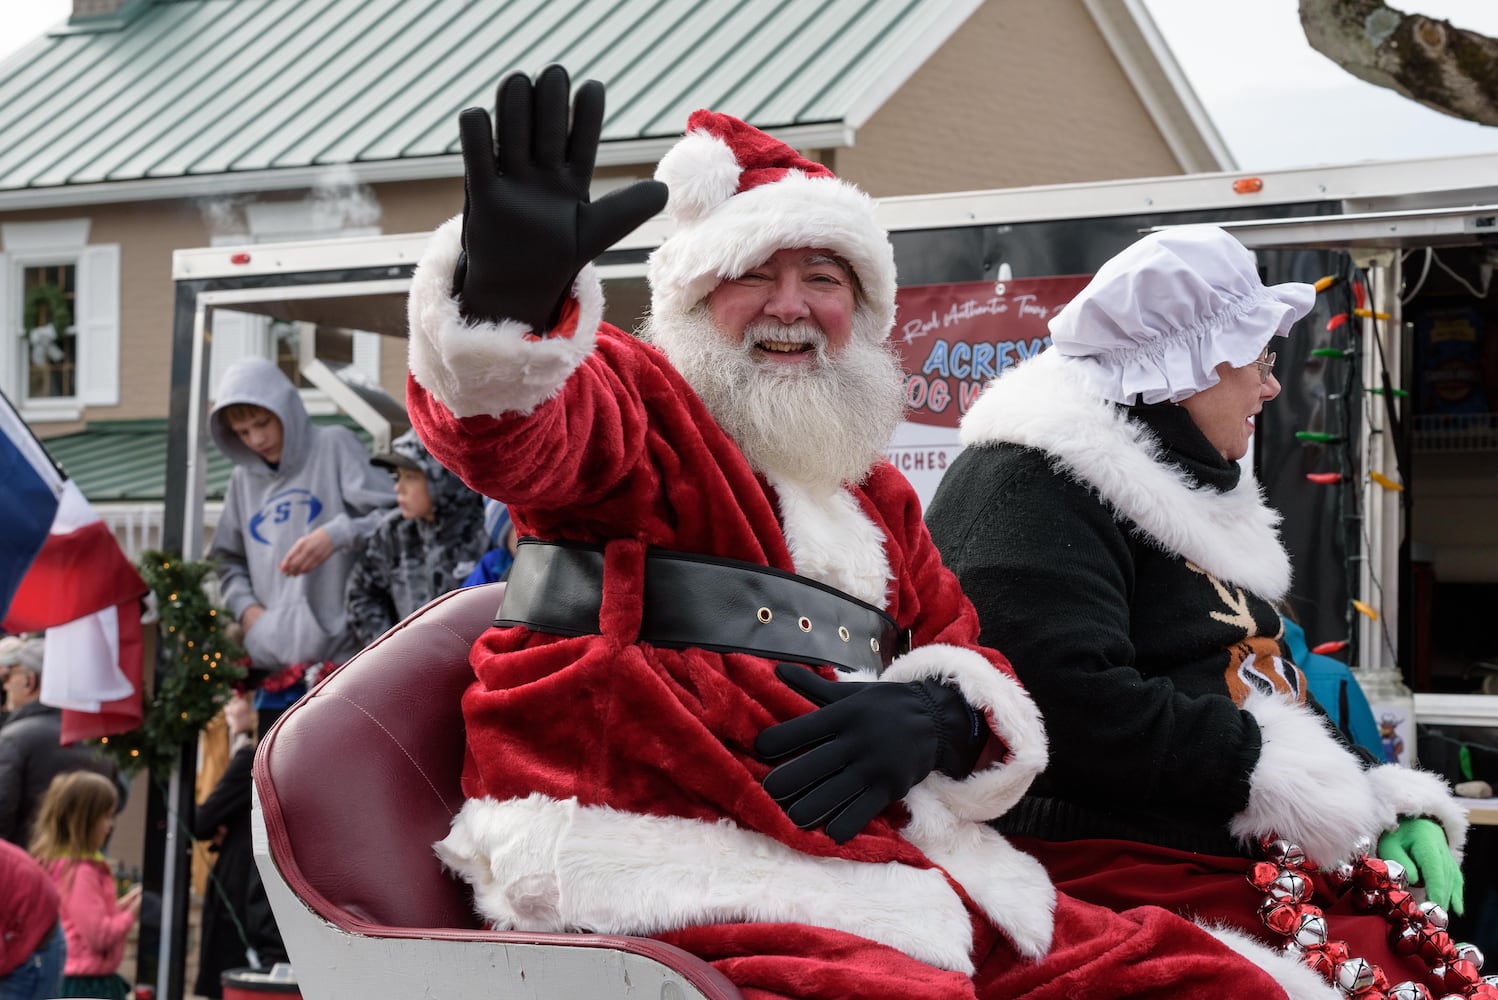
[163,150,1498,994]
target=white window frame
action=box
[0,219,120,423]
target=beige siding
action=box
[835,0,1183,196]
[4,1,1196,433]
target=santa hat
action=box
[646,110,897,340]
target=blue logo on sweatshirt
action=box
[249,489,324,544]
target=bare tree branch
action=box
[1300,0,1498,126]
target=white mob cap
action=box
[1048,225,1316,404]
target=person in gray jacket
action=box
[344,428,488,648]
[0,635,119,847]
[207,357,395,727]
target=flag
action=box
[3,480,149,743]
[0,389,63,621]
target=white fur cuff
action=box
[882,643,1048,823]
[1230,690,1394,865]
[1366,764,1470,860]
[406,215,602,418]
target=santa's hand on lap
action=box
[758,662,990,843]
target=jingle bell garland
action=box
[1248,835,1495,999]
[93,551,248,778]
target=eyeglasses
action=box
[1252,350,1276,385]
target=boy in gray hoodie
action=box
[207,357,395,724]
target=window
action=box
[22,263,77,400]
[1,219,120,421]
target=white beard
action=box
[642,306,907,494]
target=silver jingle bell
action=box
[1455,943,1485,971]
[1269,870,1312,904]
[1264,839,1307,869]
[1335,957,1376,993]
[1350,836,1374,863]
[1293,912,1329,948]
[1382,858,1409,891]
[1386,982,1433,1000]
[1323,862,1357,894]
[1418,900,1450,930]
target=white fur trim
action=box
[1366,764,1470,860]
[882,644,1048,824]
[654,129,742,224]
[960,350,1292,599]
[900,785,1056,960]
[406,215,602,418]
[1201,924,1343,1000]
[435,793,978,974]
[1230,689,1394,865]
[772,478,892,609]
[880,644,1056,958]
[646,171,896,341]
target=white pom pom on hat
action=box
[647,110,897,341]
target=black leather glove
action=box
[755,662,988,843]
[453,64,669,330]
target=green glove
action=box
[1378,817,1464,915]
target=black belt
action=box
[496,540,902,675]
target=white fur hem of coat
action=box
[1201,924,1342,1000]
[1230,689,1393,865]
[435,792,980,974]
[882,643,1056,959]
[960,350,1291,600]
[1366,764,1469,859]
[407,215,602,419]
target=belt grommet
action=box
[798,616,812,632]
[837,626,850,642]
[757,607,773,624]
[870,637,880,653]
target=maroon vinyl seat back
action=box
[255,583,502,930]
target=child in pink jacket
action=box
[29,770,141,1000]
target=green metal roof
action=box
[0,0,979,197]
[40,417,371,503]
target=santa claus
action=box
[405,66,1338,1000]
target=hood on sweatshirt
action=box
[209,357,311,473]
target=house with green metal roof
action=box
[0,0,1231,555]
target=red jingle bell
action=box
[1259,897,1302,936]
[1354,858,1391,889]
[1248,862,1283,892]
[1416,927,1457,965]
[1440,959,1481,991]
[1389,924,1423,956]
[1301,944,1337,979]
[1384,889,1419,923]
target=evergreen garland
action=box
[22,283,72,336]
[96,550,248,777]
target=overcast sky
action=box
[3,0,1497,172]
[1140,0,1498,168]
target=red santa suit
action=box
[406,110,1331,1000]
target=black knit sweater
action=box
[927,404,1291,856]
